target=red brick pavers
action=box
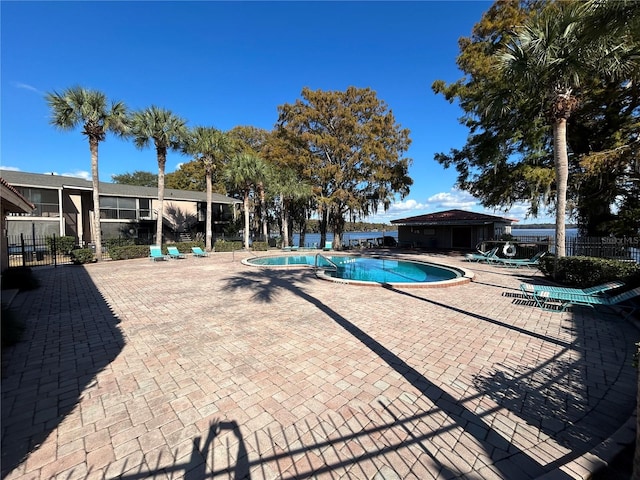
[1,251,637,479]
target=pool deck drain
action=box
[1,250,637,479]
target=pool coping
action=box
[242,252,475,288]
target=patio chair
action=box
[191,246,209,257]
[520,280,625,298]
[528,285,640,315]
[464,246,499,263]
[167,246,187,259]
[323,241,332,251]
[149,245,169,261]
[490,251,547,268]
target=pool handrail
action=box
[315,253,338,272]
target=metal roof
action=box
[391,209,517,226]
[0,170,241,205]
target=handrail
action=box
[315,253,338,272]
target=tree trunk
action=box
[156,149,167,247]
[90,137,102,261]
[281,195,290,248]
[319,206,328,248]
[553,118,568,269]
[243,191,251,250]
[206,170,213,251]
[259,182,268,241]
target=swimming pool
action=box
[243,254,473,287]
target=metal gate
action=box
[4,234,72,268]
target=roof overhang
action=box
[1,178,35,213]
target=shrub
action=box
[70,248,96,264]
[214,240,243,252]
[46,235,76,254]
[252,241,268,251]
[539,255,640,288]
[109,245,149,260]
[105,238,136,250]
[1,267,39,290]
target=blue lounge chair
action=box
[528,285,640,314]
[323,241,332,251]
[520,280,625,298]
[167,246,187,259]
[150,245,169,261]
[490,251,547,268]
[191,246,209,257]
[464,246,499,263]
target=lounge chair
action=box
[520,280,625,298]
[149,245,169,261]
[464,246,499,263]
[527,285,640,314]
[167,246,187,259]
[191,246,209,257]
[490,251,547,268]
[323,241,332,251]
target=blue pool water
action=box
[245,255,460,284]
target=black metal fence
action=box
[4,234,73,268]
[566,236,640,263]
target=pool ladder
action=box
[314,253,338,273]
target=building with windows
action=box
[391,209,517,250]
[0,170,241,247]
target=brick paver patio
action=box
[1,250,637,479]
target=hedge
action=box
[109,245,149,260]
[70,249,96,264]
[108,242,207,260]
[214,240,243,252]
[539,255,640,288]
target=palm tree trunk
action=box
[243,191,251,250]
[206,170,213,251]
[259,182,268,241]
[90,137,103,261]
[156,149,167,247]
[553,118,568,263]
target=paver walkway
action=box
[1,251,637,479]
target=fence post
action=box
[20,233,26,267]
[53,234,57,268]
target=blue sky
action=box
[0,1,552,224]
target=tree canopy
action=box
[276,86,412,248]
[432,0,640,236]
[111,170,158,187]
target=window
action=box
[14,187,59,217]
[139,198,151,219]
[100,197,145,220]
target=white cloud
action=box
[0,167,92,181]
[58,170,91,180]
[12,81,43,95]
[425,189,477,210]
[363,188,557,225]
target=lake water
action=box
[292,228,576,248]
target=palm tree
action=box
[272,167,313,247]
[224,153,269,250]
[45,87,128,261]
[499,1,636,260]
[129,107,188,247]
[183,127,233,251]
